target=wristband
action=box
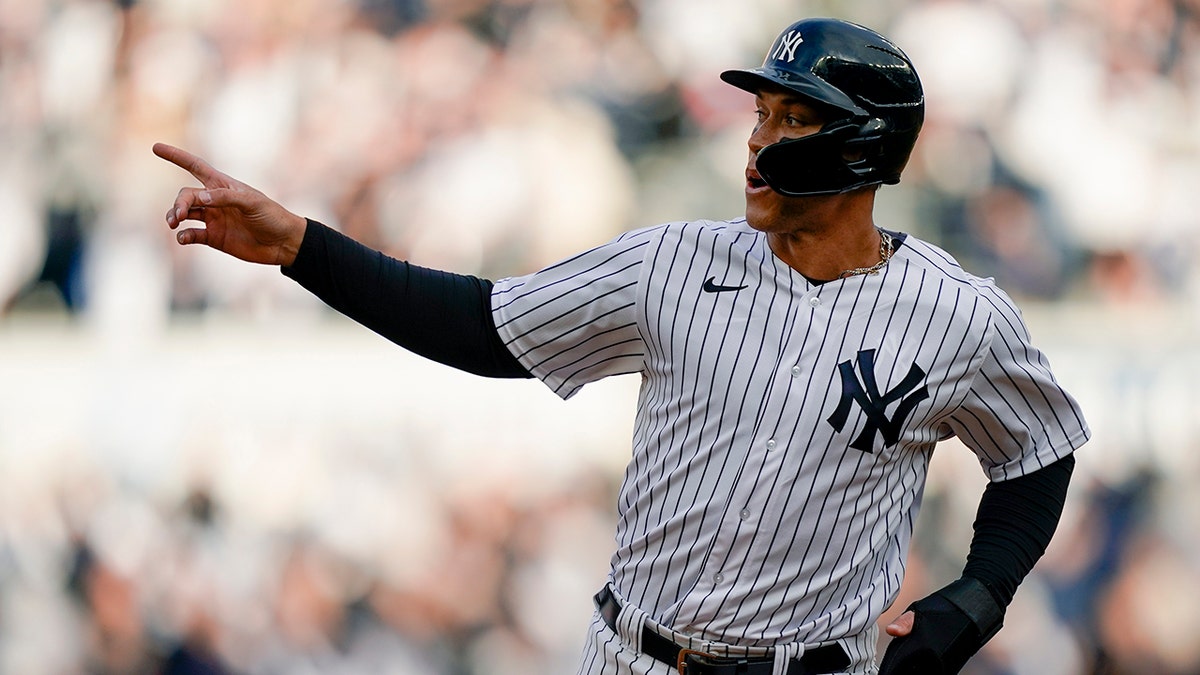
[936,576,1004,643]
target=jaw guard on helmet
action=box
[721,18,924,197]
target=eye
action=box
[786,114,812,127]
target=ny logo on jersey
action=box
[771,30,804,63]
[827,349,929,453]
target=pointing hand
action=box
[154,143,307,266]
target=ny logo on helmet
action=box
[771,30,804,63]
[827,349,929,453]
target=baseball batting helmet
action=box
[721,18,924,196]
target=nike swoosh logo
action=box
[703,277,748,293]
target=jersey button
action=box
[791,366,801,378]
[739,508,751,520]
[766,439,777,451]
[713,573,724,584]
[808,296,821,307]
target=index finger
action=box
[152,142,224,186]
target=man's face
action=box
[743,86,832,231]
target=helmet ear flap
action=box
[842,119,890,175]
[757,116,900,196]
[756,123,867,196]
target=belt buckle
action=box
[676,648,720,674]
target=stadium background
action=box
[2,0,1199,673]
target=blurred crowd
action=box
[7,0,1200,319]
[3,0,1200,673]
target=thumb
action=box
[886,610,915,637]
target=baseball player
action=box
[156,17,1088,675]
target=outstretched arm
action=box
[155,143,530,378]
[283,219,530,378]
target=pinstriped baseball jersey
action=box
[491,217,1089,653]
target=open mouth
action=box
[747,174,769,190]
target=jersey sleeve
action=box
[490,226,661,399]
[943,285,1090,481]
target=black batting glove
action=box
[878,577,1004,675]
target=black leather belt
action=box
[594,586,851,675]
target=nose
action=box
[748,123,770,156]
[747,118,782,156]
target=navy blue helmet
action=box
[721,18,924,196]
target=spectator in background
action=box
[3,1,1200,674]
[6,0,1200,316]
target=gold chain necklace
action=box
[838,228,894,279]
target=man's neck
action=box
[766,196,882,282]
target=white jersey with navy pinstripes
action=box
[490,217,1089,651]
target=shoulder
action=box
[895,233,1013,304]
[661,216,764,251]
[894,232,1029,338]
[613,217,762,257]
[643,216,755,240]
[498,217,751,285]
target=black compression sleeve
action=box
[281,219,532,379]
[961,453,1076,608]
